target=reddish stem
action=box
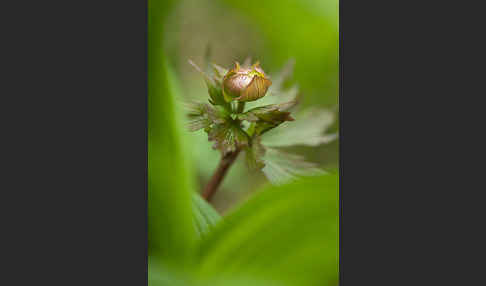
[202,149,241,201]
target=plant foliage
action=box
[149,2,339,285]
[187,58,337,184]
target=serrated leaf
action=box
[262,108,338,147]
[208,121,249,154]
[268,59,295,93]
[239,102,295,136]
[185,103,212,132]
[192,193,222,238]
[240,103,295,121]
[262,148,325,185]
[195,174,339,286]
[244,137,266,170]
[184,101,227,132]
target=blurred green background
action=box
[149,0,339,285]
[162,0,339,212]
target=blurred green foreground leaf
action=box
[195,174,339,286]
[148,0,196,263]
[150,173,339,286]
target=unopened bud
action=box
[222,62,272,102]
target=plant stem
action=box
[202,149,241,202]
[236,101,245,113]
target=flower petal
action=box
[237,76,272,102]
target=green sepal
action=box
[189,59,230,110]
[222,88,235,103]
[207,83,229,108]
[212,63,228,82]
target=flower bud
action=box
[222,62,272,102]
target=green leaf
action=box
[239,102,295,136]
[268,59,295,93]
[208,120,249,154]
[149,258,190,286]
[262,147,325,185]
[262,108,337,147]
[184,101,226,132]
[189,60,230,109]
[192,193,222,238]
[149,262,281,286]
[239,102,295,122]
[202,276,283,286]
[148,0,195,262]
[244,137,266,170]
[184,102,213,132]
[195,174,339,286]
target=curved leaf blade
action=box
[195,175,339,286]
[148,0,196,262]
[262,108,337,147]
